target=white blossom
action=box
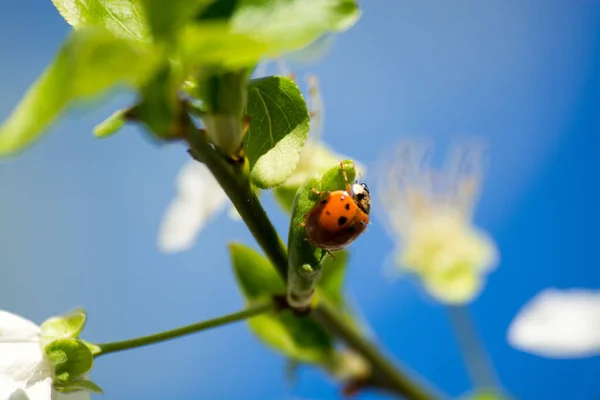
[0,310,90,400]
[508,288,600,358]
[376,140,498,304]
[158,161,229,253]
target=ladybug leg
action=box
[310,187,330,198]
[339,161,353,193]
[323,249,336,261]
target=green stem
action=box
[95,301,274,357]
[447,305,499,390]
[185,128,441,400]
[186,130,288,280]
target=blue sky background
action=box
[1,1,600,399]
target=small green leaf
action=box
[45,338,94,383]
[51,0,150,41]
[41,308,87,340]
[93,108,128,138]
[229,243,285,300]
[244,76,310,189]
[229,242,334,363]
[0,27,159,156]
[55,378,104,394]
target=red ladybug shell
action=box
[304,190,369,251]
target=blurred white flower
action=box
[158,161,230,253]
[507,288,600,358]
[376,140,498,304]
[0,310,90,400]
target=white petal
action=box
[23,377,51,400]
[0,311,40,339]
[508,288,600,358]
[158,161,228,253]
[0,374,23,400]
[0,311,49,386]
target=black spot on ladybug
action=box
[346,225,357,234]
[320,199,328,205]
[338,216,348,226]
[344,203,350,210]
[325,210,331,216]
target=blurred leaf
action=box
[249,311,333,363]
[55,378,104,394]
[51,0,149,41]
[179,0,360,68]
[136,62,184,139]
[229,243,334,363]
[40,309,86,341]
[244,76,310,189]
[140,0,212,42]
[318,249,348,308]
[93,108,128,138]
[0,27,159,156]
[231,0,360,54]
[460,389,513,400]
[195,68,250,155]
[273,184,297,213]
[229,243,285,299]
[45,338,94,383]
[179,22,270,68]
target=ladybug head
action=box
[351,182,371,215]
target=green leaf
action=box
[55,378,104,394]
[232,0,360,51]
[195,68,251,155]
[318,249,348,308]
[229,242,334,363]
[140,0,212,43]
[45,338,94,383]
[179,0,360,68]
[93,108,128,138]
[40,308,87,340]
[0,27,159,156]
[51,0,150,41]
[229,243,285,300]
[136,62,184,139]
[249,311,333,363]
[244,76,310,189]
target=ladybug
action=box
[303,161,371,252]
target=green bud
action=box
[195,68,251,156]
[287,160,357,311]
[45,338,94,384]
[40,308,87,342]
[93,108,127,138]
